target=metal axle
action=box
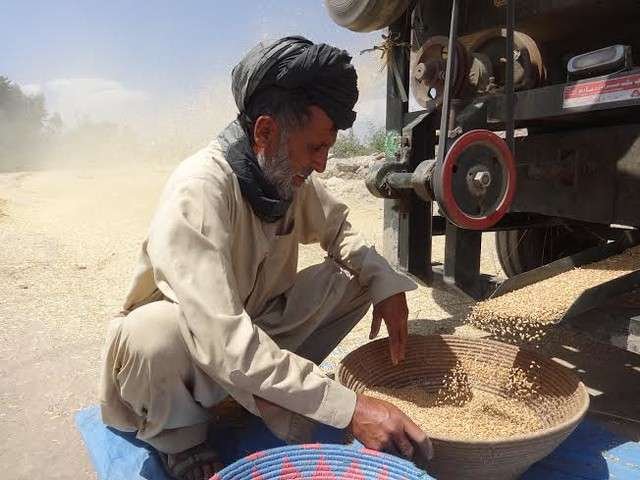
[365,159,436,201]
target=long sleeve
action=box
[146,177,355,428]
[297,176,417,305]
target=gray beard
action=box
[257,140,296,201]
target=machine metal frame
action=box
[380,1,640,312]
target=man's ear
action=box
[253,115,279,156]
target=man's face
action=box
[284,105,338,188]
[255,105,338,200]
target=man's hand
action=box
[350,393,433,461]
[370,292,408,365]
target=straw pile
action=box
[468,245,640,343]
[365,359,546,441]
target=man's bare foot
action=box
[162,443,224,480]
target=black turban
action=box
[231,36,359,130]
[218,37,359,224]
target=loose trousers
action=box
[99,259,370,453]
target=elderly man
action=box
[100,36,432,480]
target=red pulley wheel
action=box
[434,130,517,230]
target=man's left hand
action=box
[369,292,408,365]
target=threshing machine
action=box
[325,0,640,352]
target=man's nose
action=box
[313,154,328,173]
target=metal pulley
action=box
[410,36,470,108]
[432,130,517,230]
[324,0,410,32]
[468,29,545,91]
[365,130,516,230]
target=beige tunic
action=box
[119,141,416,430]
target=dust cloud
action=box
[1,79,240,174]
[1,52,386,175]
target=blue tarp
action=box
[75,405,640,480]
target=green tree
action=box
[364,124,387,154]
[331,124,389,158]
[0,75,49,170]
[332,129,369,157]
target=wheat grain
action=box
[364,358,548,440]
[467,245,640,344]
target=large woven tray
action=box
[337,334,590,479]
[212,444,429,480]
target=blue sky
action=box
[1,1,387,137]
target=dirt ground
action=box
[1,162,638,479]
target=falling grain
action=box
[468,245,640,343]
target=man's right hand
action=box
[349,393,434,462]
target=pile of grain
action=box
[468,245,640,343]
[365,359,546,440]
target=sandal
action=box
[160,443,225,480]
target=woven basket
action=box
[337,334,590,480]
[212,444,430,480]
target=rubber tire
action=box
[495,226,606,278]
[325,0,410,32]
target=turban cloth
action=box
[231,36,359,130]
[218,37,359,223]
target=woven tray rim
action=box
[214,443,429,479]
